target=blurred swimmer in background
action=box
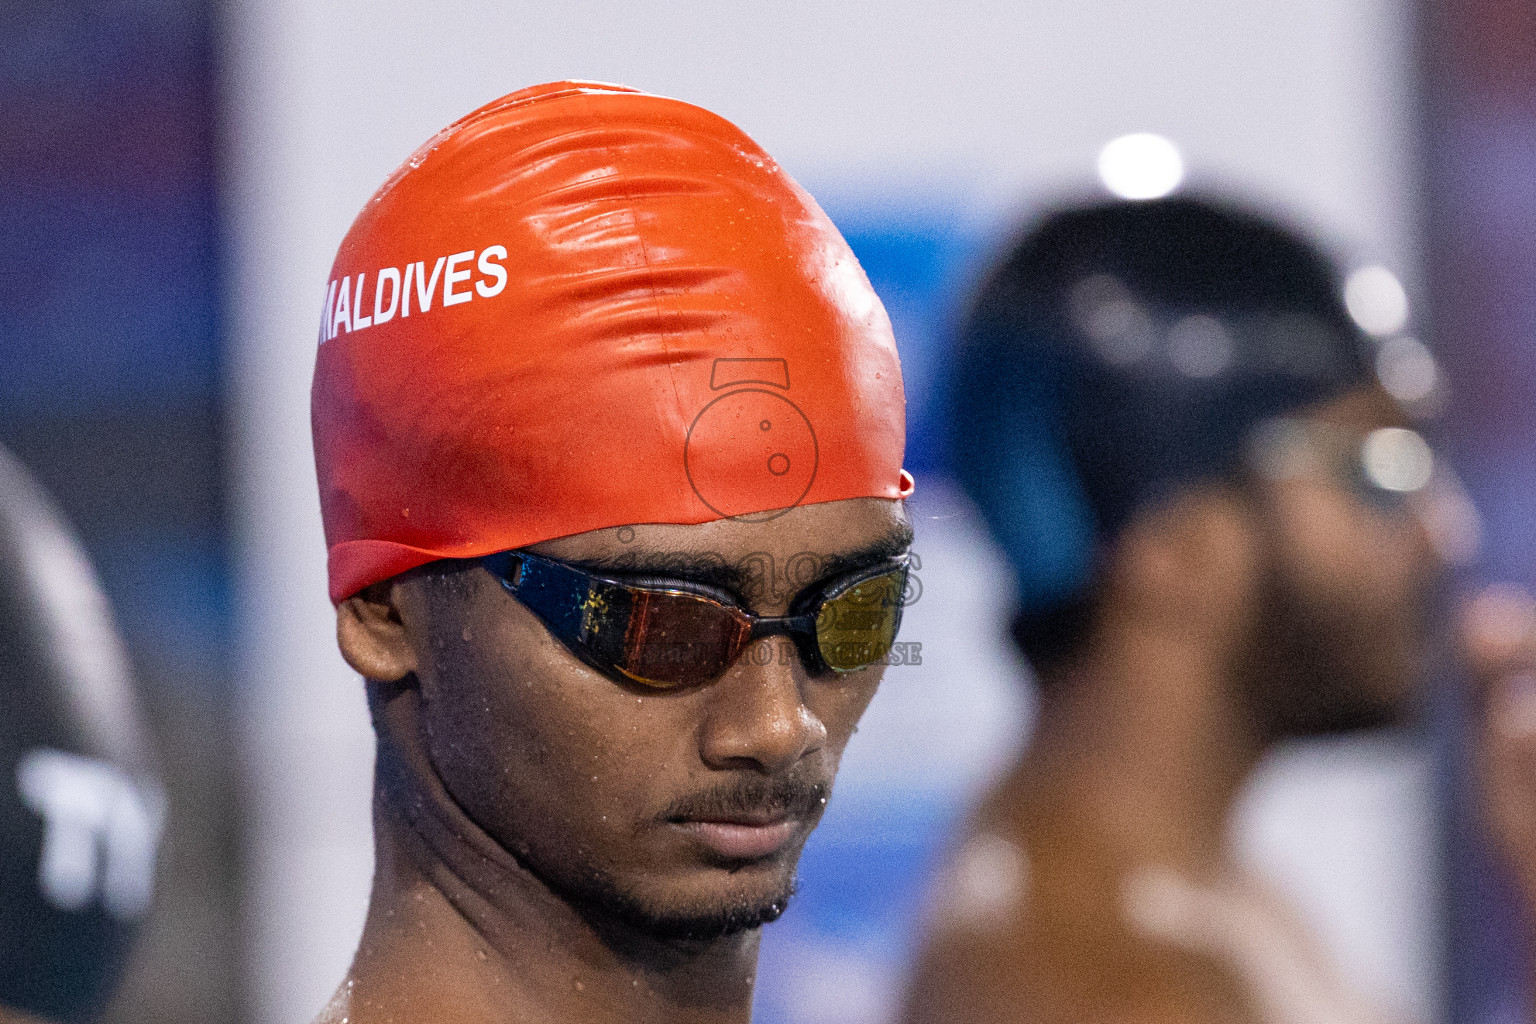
[903,197,1474,1024]
[0,446,164,1023]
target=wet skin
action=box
[328,496,910,1024]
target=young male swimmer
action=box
[309,82,914,1023]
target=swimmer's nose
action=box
[697,639,825,775]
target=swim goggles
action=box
[480,550,910,689]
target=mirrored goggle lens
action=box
[585,587,753,688]
[814,566,907,672]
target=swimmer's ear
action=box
[337,581,418,682]
[1110,486,1257,624]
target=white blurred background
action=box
[222,3,1430,1022]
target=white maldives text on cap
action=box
[319,245,508,345]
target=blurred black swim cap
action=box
[950,196,1373,647]
[0,446,163,1022]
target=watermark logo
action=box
[685,358,819,522]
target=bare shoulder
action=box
[902,821,1250,1024]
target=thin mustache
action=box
[662,773,829,823]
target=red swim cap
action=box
[312,81,909,603]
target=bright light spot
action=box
[1362,427,1433,492]
[1344,265,1409,336]
[1167,314,1233,378]
[1097,134,1184,201]
[823,255,878,322]
[1375,336,1439,404]
[940,834,1027,929]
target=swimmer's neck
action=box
[315,686,758,1024]
[1021,614,1266,878]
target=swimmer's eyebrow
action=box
[805,520,914,586]
[563,520,914,596]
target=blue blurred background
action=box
[3,1,1535,1022]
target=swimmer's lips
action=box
[667,811,805,863]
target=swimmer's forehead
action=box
[527,498,913,592]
